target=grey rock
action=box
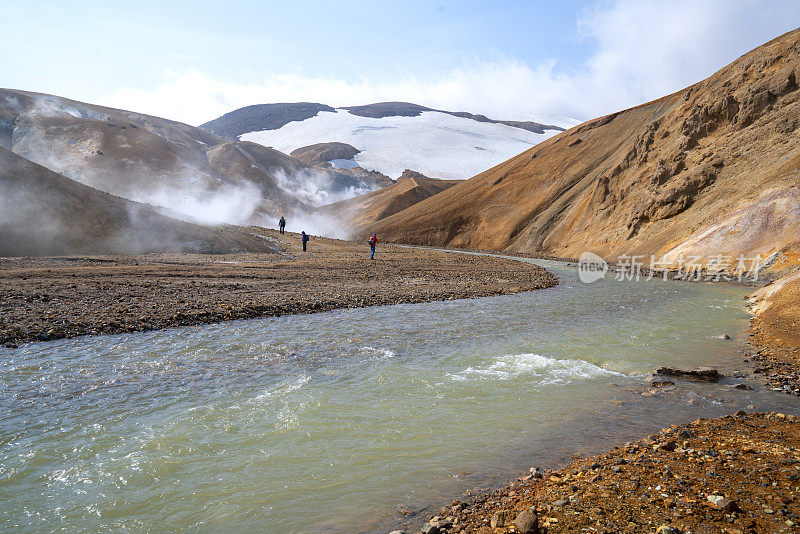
[653,365,721,382]
[514,508,539,534]
[421,525,440,534]
[490,510,513,528]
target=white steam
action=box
[281,211,353,240]
[272,167,372,207]
[138,181,263,225]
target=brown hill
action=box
[0,147,276,256]
[315,170,459,229]
[372,29,800,274]
[290,142,361,166]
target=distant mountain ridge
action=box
[208,102,571,180]
[201,101,564,139]
[200,102,335,139]
[343,102,564,134]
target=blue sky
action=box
[4,1,799,125]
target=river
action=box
[1,258,795,532]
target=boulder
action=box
[514,508,539,534]
[653,366,721,382]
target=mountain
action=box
[200,102,569,180]
[369,29,800,275]
[313,170,459,229]
[0,90,381,225]
[0,147,276,256]
[200,103,336,139]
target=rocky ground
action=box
[408,413,800,534]
[0,230,557,347]
[748,272,800,396]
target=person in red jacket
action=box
[368,233,378,260]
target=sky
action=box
[3,1,799,126]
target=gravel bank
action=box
[0,230,557,347]
[411,413,800,534]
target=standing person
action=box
[279,216,286,234]
[301,231,309,252]
[368,233,378,260]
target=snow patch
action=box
[241,110,561,180]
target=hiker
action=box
[301,231,309,252]
[279,216,286,234]
[368,233,378,260]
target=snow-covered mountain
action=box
[201,102,574,180]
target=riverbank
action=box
[404,268,800,534]
[0,230,557,347]
[748,272,800,396]
[414,412,800,534]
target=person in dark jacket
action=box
[301,231,309,252]
[279,216,286,234]
[368,233,378,260]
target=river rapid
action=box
[1,258,795,532]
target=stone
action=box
[387,531,406,534]
[421,525,439,534]
[553,499,568,507]
[733,383,752,390]
[707,494,739,512]
[653,366,721,382]
[656,526,680,534]
[490,510,513,528]
[658,440,677,452]
[514,509,539,534]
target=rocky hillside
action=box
[0,90,381,224]
[201,101,570,180]
[0,147,276,256]
[371,29,800,274]
[314,170,459,229]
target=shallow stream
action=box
[1,258,796,532]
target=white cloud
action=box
[99,0,800,126]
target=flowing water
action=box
[1,258,796,533]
